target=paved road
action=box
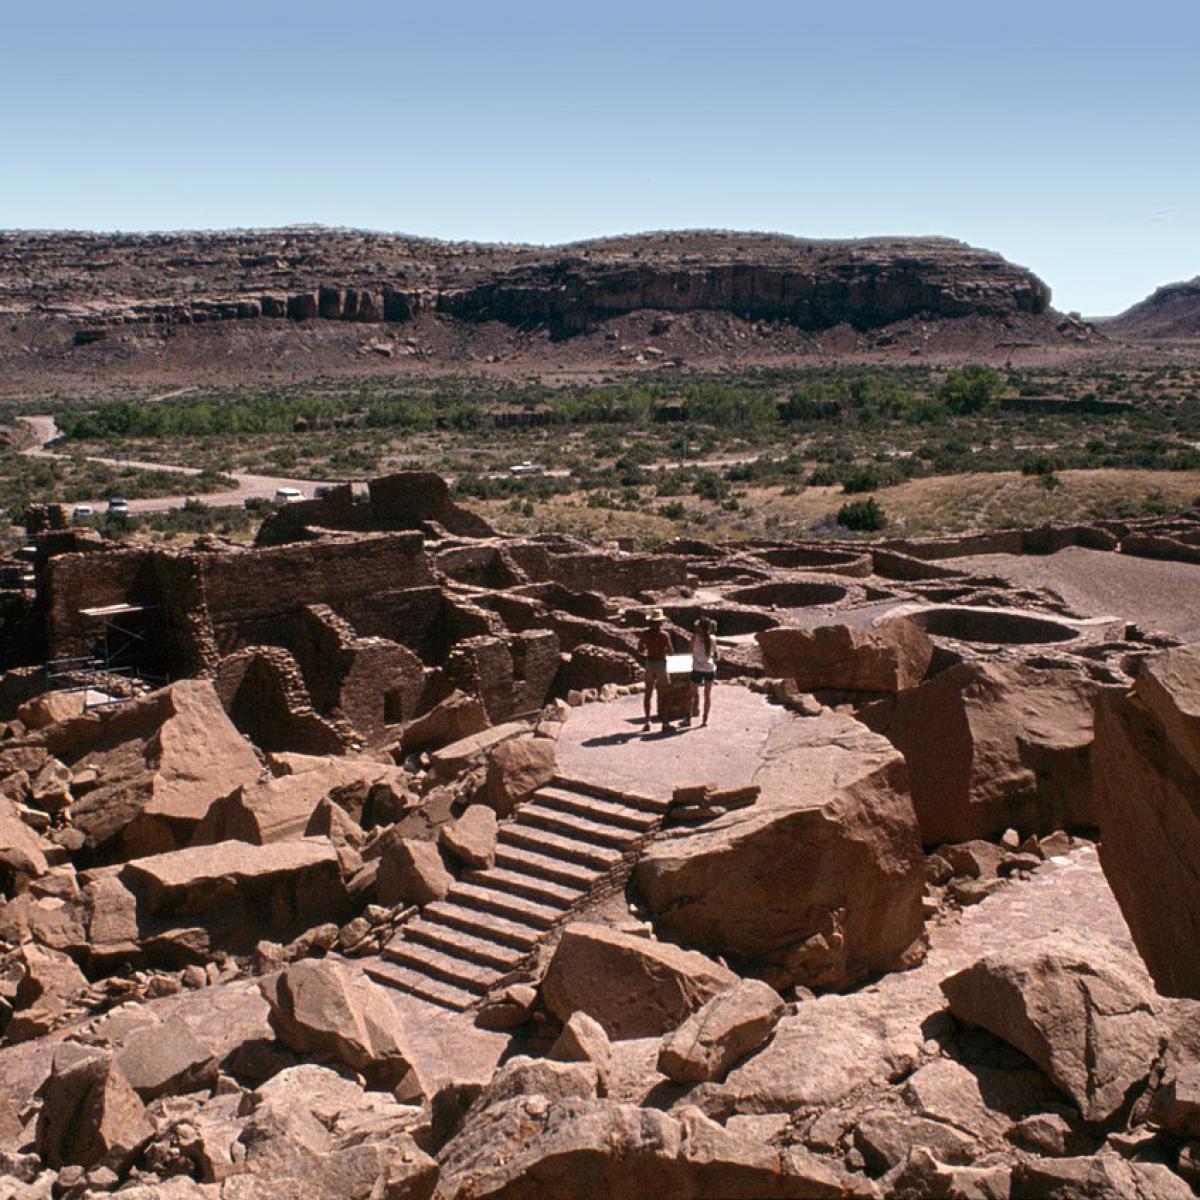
[17,415,340,515]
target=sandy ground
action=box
[943,546,1200,640]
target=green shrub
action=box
[836,497,888,531]
[936,365,1004,415]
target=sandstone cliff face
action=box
[437,236,1050,336]
[0,228,1050,337]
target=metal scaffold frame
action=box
[44,603,167,710]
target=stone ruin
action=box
[1,472,1200,1197]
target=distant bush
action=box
[836,497,888,531]
[936,365,1004,415]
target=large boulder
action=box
[940,932,1163,1122]
[542,923,737,1039]
[757,618,933,693]
[636,711,926,992]
[483,734,556,817]
[0,795,49,884]
[260,959,421,1094]
[1093,646,1200,997]
[658,979,786,1084]
[119,837,349,931]
[5,942,89,1042]
[36,1044,153,1171]
[234,1062,437,1198]
[435,1096,866,1200]
[439,804,497,870]
[376,832,453,907]
[402,690,491,756]
[860,660,1098,845]
[52,679,263,856]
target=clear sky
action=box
[3,0,1197,315]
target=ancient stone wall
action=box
[505,545,688,597]
[255,474,496,546]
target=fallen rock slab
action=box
[658,978,785,1084]
[637,711,926,992]
[439,804,497,870]
[861,660,1099,845]
[483,734,556,816]
[60,679,263,856]
[114,1015,218,1101]
[119,837,348,928]
[1011,1154,1194,1199]
[435,1096,868,1200]
[1093,646,1200,998]
[940,931,1162,1121]
[542,923,737,1039]
[36,1043,153,1171]
[260,959,420,1094]
[757,617,933,693]
[376,833,453,907]
[549,1012,613,1094]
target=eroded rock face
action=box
[1093,646,1200,998]
[757,618,933,694]
[940,932,1163,1122]
[637,711,926,991]
[860,661,1098,846]
[541,923,737,1039]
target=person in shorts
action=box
[684,616,717,727]
[636,608,674,732]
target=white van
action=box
[273,487,305,504]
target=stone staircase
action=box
[365,774,669,1010]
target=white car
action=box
[508,461,545,477]
[274,487,305,504]
[106,497,130,515]
[71,505,94,521]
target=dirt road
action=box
[17,416,340,514]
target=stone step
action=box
[383,939,504,994]
[424,900,543,950]
[493,844,604,890]
[533,786,660,832]
[463,866,586,909]
[518,801,649,849]
[364,958,476,1012]
[552,774,669,815]
[500,823,624,870]
[405,919,527,971]
[449,881,564,930]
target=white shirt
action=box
[691,632,717,673]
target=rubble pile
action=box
[0,474,1198,1196]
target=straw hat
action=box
[645,607,667,624]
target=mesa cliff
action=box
[0,229,1051,335]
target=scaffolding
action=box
[44,603,167,710]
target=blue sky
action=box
[3,0,1197,314]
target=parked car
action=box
[71,505,94,521]
[508,461,545,476]
[273,487,305,504]
[106,497,129,515]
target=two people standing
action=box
[636,609,718,734]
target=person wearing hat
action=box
[636,608,674,732]
[683,616,718,727]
